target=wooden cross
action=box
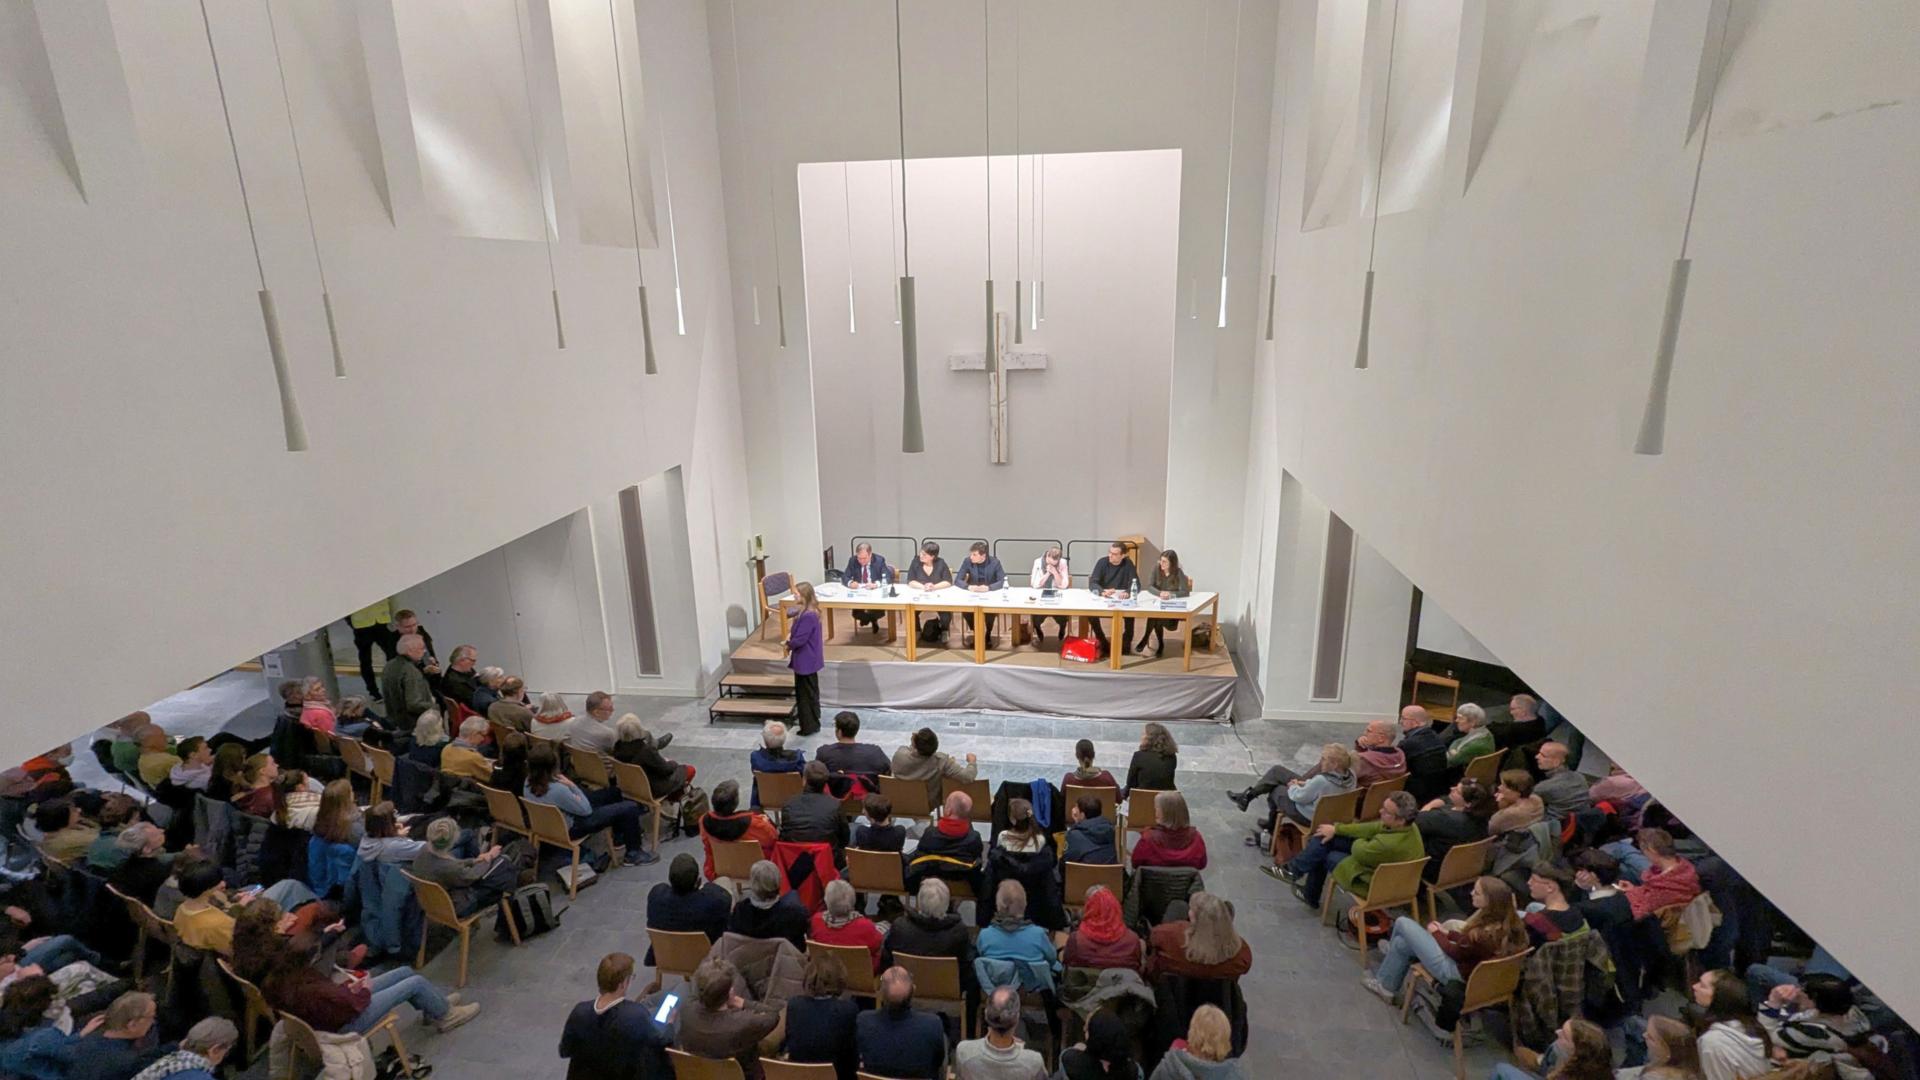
[947,311,1050,463]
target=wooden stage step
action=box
[719,672,795,696]
[708,695,796,724]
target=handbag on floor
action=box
[1060,637,1099,663]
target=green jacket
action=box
[379,656,434,731]
[1329,821,1424,897]
[1445,726,1496,767]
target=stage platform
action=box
[728,621,1237,722]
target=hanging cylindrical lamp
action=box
[726,0,760,329]
[608,0,656,372]
[1217,0,1244,329]
[1035,155,1045,324]
[199,0,307,451]
[1356,0,1400,369]
[1012,2,1024,346]
[511,0,564,349]
[262,0,342,379]
[895,0,923,452]
[843,162,857,334]
[981,0,996,374]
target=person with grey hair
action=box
[881,878,977,998]
[748,720,807,810]
[129,1016,237,1080]
[411,816,516,918]
[469,665,506,716]
[809,879,883,971]
[953,985,1047,1080]
[67,989,166,1077]
[1397,705,1449,758]
[1279,788,1425,909]
[976,880,1058,972]
[405,708,450,767]
[443,644,481,709]
[532,691,578,743]
[109,822,177,905]
[378,632,436,731]
[679,957,784,1072]
[440,716,495,783]
[726,859,809,950]
[611,713,693,802]
[1445,702,1495,766]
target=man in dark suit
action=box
[842,542,894,631]
[1397,705,1452,758]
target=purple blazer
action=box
[786,609,824,675]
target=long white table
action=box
[772,585,1223,671]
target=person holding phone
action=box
[559,953,672,1080]
[1028,546,1072,648]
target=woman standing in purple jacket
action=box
[784,582,824,736]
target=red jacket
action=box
[1130,826,1208,870]
[810,912,884,971]
[772,840,840,912]
[699,811,777,881]
[1623,857,1701,921]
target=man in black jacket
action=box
[778,763,849,864]
[906,791,984,895]
[881,878,977,997]
[559,952,671,1080]
[1064,795,1117,865]
[1397,706,1452,758]
[643,854,731,985]
[813,711,891,787]
[1086,542,1139,656]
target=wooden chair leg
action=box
[568,850,580,899]
[416,927,428,969]
[499,897,521,946]
[1356,910,1370,968]
[131,928,146,982]
[456,924,471,988]
[381,1017,415,1077]
[1452,1023,1465,1080]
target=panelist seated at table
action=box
[1028,546,1072,649]
[904,541,955,643]
[841,543,894,632]
[1135,549,1193,658]
[952,542,1007,645]
[1087,541,1140,657]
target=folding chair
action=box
[336,737,374,798]
[1462,750,1503,787]
[1402,949,1530,1079]
[942,777,992,823]
[1060,784,1118,823]
[569,745,612,790]
[1063,861,1126,914]
[893,952,967,1033]
[403,870,518,987]
[710,838,765,890]
[1272,786,1363,865]
[613,761,671,853]
[757,570,796,642]
[1321,856,1429,966]
[648,928,714,988]
[478,784,531,841]
[807,939,878,993]
[1422,837,1494,922]
[875,775,935,826]
[754,770,805,824]
[1359,774,1408,821]
[215,957,274,1064]
[1120,788,1167,836]
[669,1047,746,1080]
[763,1061,838,1080]
[523,798,606,900]
[108,883,179,997]
[366,745,397,806]
[844,849,911,903]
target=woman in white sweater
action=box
[1690,970,1773,1080]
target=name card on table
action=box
[1158,600,1188,611]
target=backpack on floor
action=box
[678,786,710,834]
[499,883,562,940]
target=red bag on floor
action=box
[1060,636,1100,663]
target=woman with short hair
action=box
[808,880,883,972]
[611,713,693,801]
[1148,1004,1243,1080]
[1445,702,1495,766]
[407,710,450,767]
[532,692,577,743]
[976,880,1059,971]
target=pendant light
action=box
[197,0,306,451]
[1355,0,1400,369]
[607,0,656,373]
[1012,1,1023,345]
[725,0,759,328]
[981,0,996,375]
[1035,154,1044,324]
[895,0,922,452]
[843,161,857,334]
[1216,0,1244,328]
[1635,10,1733,456]
[511,0,564,349]
[1190,2,1211,324]
[730,0,785,347]
[262,0,342,379]
[661,127,687,335]
[890,158,902,325]
[1263,39,1290,342]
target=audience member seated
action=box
[107,823,177,905]
[172,862,318,955]
[612,715,693,801]
[855,967,947,1080]
[1531,742,1592,822]
[1490,771,1546,836]
[35,798,98,865]
[1130,792,1207,870]
[889,728,976,809]
[1489,1017,1612,1080]
[559,952,670,1080]
[1758,974,1873,1074]
[531,693,577,743]
[312,779,364,848]
[1064,795,1117,865]
[64,990,167,1080]
[1227,743,1356,839]
[784,950,860,1080]
[128,1017,236,1080]
[1056,1008,1141,1080]
[1062,886,1141,974]
[1414,778,1497,877]
[1689,970,1771,1080]
[678,957,783,1073]
[780,762,850,856]
[700,780,777,880]
[442,645,481,710]
[135,728,181,789]
[406,710,450,768]
[491,732,530,796]
[356,802,426,865]
[488,677,534,732]
[881,879,975,994]
[1360,876,1528,1006]
[1146,893,1251,982]
[334,696,383,743]
[412,818,516,918]
[1588,765,1647,813]
[1445,703,1495,767]
[0,975,91,1076]
[168,738,216,793]
[108,715,156,779]
[1350,720,1407,786]
[0,924,111,1010]
[567,692,621,754]
[1505,693,1548,747]
[1062,739,1118,793]
[1271,791,1422,907]
[1125,723,1180,795]
[955,985,1047,1080]
[258,921,479,1036]
[852,795,907,853]
[1397,706,1449,758]
[440,718,496,783]
[645,855,731,976]
[1520,864,1589,948]
[1629,1014,1705,1080]
[810,880,884,973]
[976,880,1059,976]
[996,799,1048,854]
[205,743,246,802]
[83,794,143,872]
[906,791,984,892]
[1573,828,1700,927]
[229,754,281,817]
[751,721,808,809]
[728,861,809,951]
[298,681,340,736]
[815,711,891,788]
[523,740,652,867]
[469,667,505,719]
[1148,1004,1243,1080]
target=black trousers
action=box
[1029,615,1070,639]
[352,623,397,694]
[1089,617,1136,651]
[794,671,821,734]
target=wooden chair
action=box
[336,737,374,797]
[1422,837,1494,922]
[648,929,714,987]
[1359,774,1408,821]
[1272,786,1364,865]
[1120,788,1168,836]
[875,775,935,825]
[216,957,274,1064]
[107,883,179,997]
[1063,861,1126,913]
[669,1047,747,1080]
[710,838,766,887]
[486,717,516,746]
[613,760,671,853]
[807,939,878,994]
[844,848,911,902]
[1402,949,1530,1079]
[365,744,396,806]
[1060,784,1118,823]
[404,870,517,988]
[308,727,335,756]
[478,784,531,840]
[281,1006,414,1077]
[757,570,796,641]
[942,777,992,823]
[763,1061,838,1080]
[893,952,966,1031]
[1462,750,1503,787]
[754,770,806,823]
[1412,671,1462,722]
[1320,856,1429,966]
[569,745,612,790]
[523,798,606,899]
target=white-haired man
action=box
[378,633,436,732]
[748,720,806,810]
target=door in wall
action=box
[502,512,607,694]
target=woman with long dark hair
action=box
[1690,969,1771,1079]
[1362,875,1527,1005]
[523,740,651,866]
[1134,549,1192,658]
[784,581,824,736]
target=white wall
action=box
[1417,595,1503,668]
[1238,0,1920,1019]
[799,150,1179,553]
[709,0,1278,626]
[0,0,755,753]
